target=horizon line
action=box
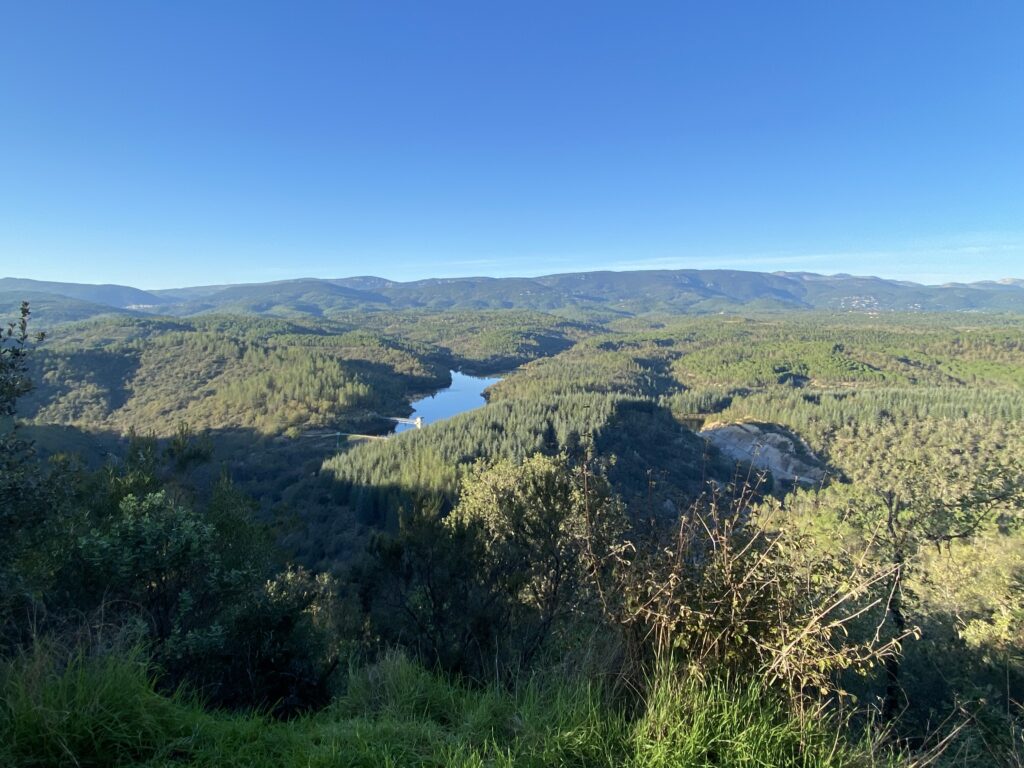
[2,267,1022,294]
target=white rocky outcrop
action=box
[700,422,827,488]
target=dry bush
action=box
[585,477,909,708]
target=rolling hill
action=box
[5,269,1024,324]
[0,291,142,327]
[0,278,167,309]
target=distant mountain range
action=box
[3,269,1023,324]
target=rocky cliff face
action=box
[701,421,827,489]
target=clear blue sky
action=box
[2,2,1022,288]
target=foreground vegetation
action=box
[2,648,903,768]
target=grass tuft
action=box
[1,645,897,767]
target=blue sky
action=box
[1,2,1022,288]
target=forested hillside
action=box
[17,311,584,435]
[5,300,1024,765]
[17,307,1024,562]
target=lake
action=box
[394,370,503,433]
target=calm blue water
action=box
[395,371,503,433]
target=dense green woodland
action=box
[4,300,1024,765]
[18,311,584,434]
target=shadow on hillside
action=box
[24,420,350,510]
[18,394,834,579]
[593,398,736,516]
[20,420,381,570]
[318,397,745,545]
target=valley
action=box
[11,284,1024,567]
[5,275,1024,764]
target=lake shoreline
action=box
[394,370,504,434]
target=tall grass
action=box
[1,645,897,767]
[630,672,886,768]
[0,643,196,767]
